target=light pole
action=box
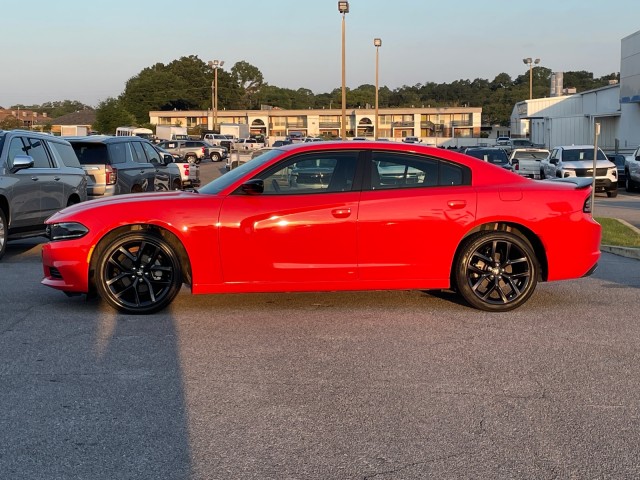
[523,57,540,100]
[208,59,224,132]
[338,1,349,140]
[374,37,381,140]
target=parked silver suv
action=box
[66,135,160,199]
[0,130,87,260]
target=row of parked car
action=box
[464,142,624,198]
[0,130,205,260]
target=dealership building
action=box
[510,29,640,153]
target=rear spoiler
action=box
[542,177,593,189]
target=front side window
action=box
[370,152,468,189]
[142,142,162,164]
[259,151,359,195]
[25,137,53,168]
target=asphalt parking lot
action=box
[1,160,639,479]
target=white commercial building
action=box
[510,29,640,153]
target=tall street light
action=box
[374,38,381,140]
[523,57,540,100]
[338,1,349,140]
[208,59,224,132]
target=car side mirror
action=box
[241,179,264,195]
[550,158,558,165]
[9,155,35,173]
[163,154,173,165]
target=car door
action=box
[4,136,42,229]
[357,151,476,282]
[23,136,66,223]
[218,150,362,285]
[545,148,560,177]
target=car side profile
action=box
[0,130,87,260]
[41,142,601,314]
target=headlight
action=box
[609,168,617,178]
[46,222,89,241]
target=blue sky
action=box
[1,0,638,108]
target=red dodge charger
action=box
[41,141,601,314]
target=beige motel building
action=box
[148,106,487,146]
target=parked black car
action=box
[606,153,627,185]
[0,130,87,260]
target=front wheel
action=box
[539,169,546,180]
[95,232,183,314]
[210,152,221,162]
[625,175,636,192]
[606,190,618,198]
[454,232,538,312]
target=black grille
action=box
[574,168,609,177]
[48,267,63,280]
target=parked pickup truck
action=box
[233,138,265,151]
[154,146,200,189]
[509,148,550,179]
[624,146,640,192]
[540,145,618,197]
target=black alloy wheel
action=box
[0,209,6,260]
[455,232,538,312]
[95,232,183,314]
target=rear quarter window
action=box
[48,141,81,168]
[107,142,135,165]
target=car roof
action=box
[555,145,597,150]
[64,135,148,144]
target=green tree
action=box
[231,61,264,108]
[93,97,136,134]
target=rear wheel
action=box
[606,190,618,198]
[0,209,6,260]
[185,154,197,164]
[455,231,538,312]
[95,232,183,314]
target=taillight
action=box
[583,194,592,214]
[201,147,205,155]
[106,165,117,185]
[514,163,519,171]
[184,166,189,175]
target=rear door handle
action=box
[331,208,351,218]
[447,200,466,209]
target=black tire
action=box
[625,175,635,192]
[0,209,6,261]
[172,179,182,190]
[606,190,618,198]
[455,231,538,312]
[210,152,221,162]
[95,232,183,314]
[539,169,546,180]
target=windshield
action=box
[512,151,549,160]
[563,149,607,161]
[198,149,284,194]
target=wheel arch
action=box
[451,222,548,286]
[89,224,193,294]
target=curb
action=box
[601,245,640,260]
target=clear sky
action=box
[1,0,638,108]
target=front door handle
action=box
[447,200,466,209]
[331,208,351,218]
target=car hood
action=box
[561,159,615,168]
[50,191,199,218]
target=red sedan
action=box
[41,141,601,314]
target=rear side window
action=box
[107,142,135,165]
[48,141,81,168]
[72,143,109,165]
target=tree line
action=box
[4,55,618,134]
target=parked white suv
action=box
[540,145,618,197]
